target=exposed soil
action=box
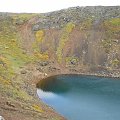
[18,16,39,54]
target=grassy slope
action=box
[0,14,33,100]
[0,14,64,120]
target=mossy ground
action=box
[0,14,65,120]
[56,22,75,63]
[0,16,34,102]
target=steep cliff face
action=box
[0,13,66,120]
[31,6,120,76]
[0,7,120,86]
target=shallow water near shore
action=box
[37,75,120,120]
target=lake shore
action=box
[0,61,120,120]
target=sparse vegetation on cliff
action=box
[0,6,120,120]
[56,22,75,63]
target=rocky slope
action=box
[32,6,120,77]
[0,6,120,120]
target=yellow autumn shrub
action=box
[35,30,44,42]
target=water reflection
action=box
[37,75,120,120]
[37,89,56,99]
[37,75,70,94]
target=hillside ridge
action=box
[0,6,120,120]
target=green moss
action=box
[32,30,43,54]
[11,87,32,101]
[35,30,45,43]
[56,22,75,63]
[33,51,49,61]
[103,18,120,38]
[100,39,112,53]
[64,22,75,33]
[32,104,43,113]
[0,76,12,85]
[80,18,93,31]
[32,30,49,61]
[107,18,120,26]
[0,15,38,102]
[110,58,120,68]
[65,56,79,65]
[11,13,38,24]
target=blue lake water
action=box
[37,75,120,120]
